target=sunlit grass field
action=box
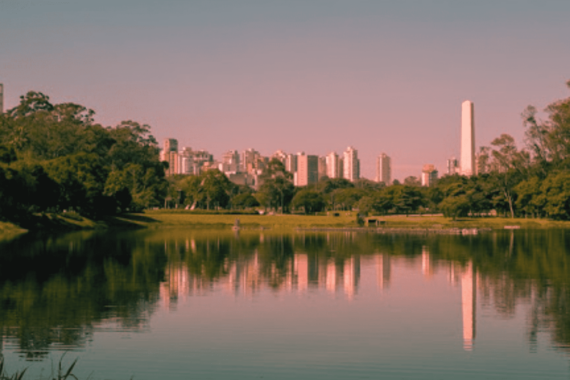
[3,211,570,241]
[117,211,570,230]
[0,221,27,241]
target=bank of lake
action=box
[4,211,570,242]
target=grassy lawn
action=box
[113,211,570,230]
[117,211,358,229]
[0,221,28,241]
[4,211,570,238]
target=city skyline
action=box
[1,2,569,180]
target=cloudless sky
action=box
[1,0,569,179]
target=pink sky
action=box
[1,1,569,179]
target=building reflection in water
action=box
[158,236,476,349]
[375,254,391,290]
[461,261,476,351]
[422,245,433,278]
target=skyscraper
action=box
[285,153,298,175]
[447,157,459,175]
[222,150,240,173]
[421,164,438,186]
[461,100,475,176]
[317,156,327,180]
[0,83,4,114]
[376,153,391,185]
[162,139,179,176]
[343,146,360,182]
[296,153,319,186]
[325,152,340,179]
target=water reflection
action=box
[1,229,570,362]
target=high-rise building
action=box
[222,150,240,173]
[376,153,391,185]
[447,157,459,175]
[0,83,4,114]
[162,139,179,176]
[241,148,263,174]
[285,154,298,175]
[338,158,344,179]
[271,150,287,166]
[296,153,319,186]
[164,139,178,154]
[343,146,360,182]
[318,156,327,180]
[421,164,438,186]
[326,152,340,179]
[461,101,475,176]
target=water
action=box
[1,228,569,379]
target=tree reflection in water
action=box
[1,229,570,359]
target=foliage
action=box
[0,92,167,221]
[291,190,326,214]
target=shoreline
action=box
[2,212,570,241]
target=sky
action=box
[1,0,569,180]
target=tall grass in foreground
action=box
[0,357,93,380]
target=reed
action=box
[0,356,79,380]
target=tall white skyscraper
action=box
[461,100,475,176]
[343,146,360,182]
[326,151,340,179]
[376,153,391,185]
[0,83,4,114]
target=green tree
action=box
[540,171,570,220]
[230,193,260,209]
[258,159,295,213]
[180,170,235,210]
[291,190,325,214]
[403,176,421,187]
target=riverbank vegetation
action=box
[0,92,168,230]
[2,81,570,234]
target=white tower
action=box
[461,100,475,176]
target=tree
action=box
[392,185,424,215]
[479,134,529,218]
[291,190,325,214]
[230,193,260,209]
[258,158,295,212]
[180,170,235,210]
[439,195,470,220]
[403,176,421,187]
[370,189,394,215]
[514,176,543,218]
[357,196,375,215]
[540,171,570,220]
[333,188,369,210]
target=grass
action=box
[0,356,78,380]
[114,210,570,231]
[117,210,358,229]
[4,210,570,238]
[0,221,28,241]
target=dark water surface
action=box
[1,228,570,379]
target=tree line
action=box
[169,80,570,220]
[0,91,168,223]
[2,80,570,222]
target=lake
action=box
[0,228,569,379]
